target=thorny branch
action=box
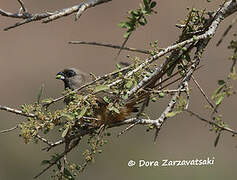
[185,110,237,135]
[0,0,112,31]
[69,41,150,54]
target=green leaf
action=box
[215,93,225,105]
[151,97,157,102]
[122,93,128,100]
[131,10,140,17]
[159,92,165,98]
[118,22,128,28]
[108,106,120,114]
[62,126,69,138]
[41,98,52,104]
[125,80,133,89]
[37,84,44,104]
[182,47,187,51]
[139,17,147,26]
[64,168,75,180]
[77,106,88,119]
[218,80,226,85]
[211,84,225,99]
[103,96,110,103]
[124,31,131,38]
[166,111,181,118]
[143,0,149,7]
[94,85,110,93]
[193,35,198,41]
[116,63,121,69]
[62,112,74,121]
[41,160,50,166]
[150,1,157,8]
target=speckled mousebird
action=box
[56,68,139,127]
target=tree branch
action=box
[185,110,237,135]
[69,41,150,54]
[0,0,112,31]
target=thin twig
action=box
[0,105,36,118]
[36,134,53,146]
[115,34,131,60]
[42,139,64,151]
[185,110,237,135]
[0,0,112,31]
[69,41,150,54]
[34,138,80,179]
[191,75,217,112]
[17,0,27,13]
[0,125,18,134]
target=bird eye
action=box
[66,70,76,77]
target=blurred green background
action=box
[0,0,237,179]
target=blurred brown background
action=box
[0,0,237,179]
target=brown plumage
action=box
[56,68,138,127]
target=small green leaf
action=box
[122,93,128,100]
[166,111,181,118]
[41,98,53,104]
[103,96,110,103]
[131,10,140,17]
[64,168,75,180]
[108,106,120,114]
[211,84,225,99]
[116,63,121,69]
[78,106,88,119]
[150,1,157,8]
[62,126,69,138]
[182,47,187,51]
[215,93,225,105]
[62,112,74,121]
[143,0,149,7]
[139,17,147,26]
[41,160,50,166]
[218,80,226,85]
[193,35,198,41]
[94,85,110,93]
[159,92,165,98]
[151,97,157,102]
[124,31,131,38]
[118,22,128,28]
[125,80,133,89]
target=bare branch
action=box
[0,0,112,31]
[0,125,18,134]
[36,134,53,146]
[0,105,36,118]
[43,0,112,23]
[191,75,217,112]
[34,138,81,179]
[69,41,150,54]
[17,0,27,13]
[185,110,237,135]
[42,139,64,151]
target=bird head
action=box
[56,68,87,90]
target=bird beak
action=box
[56,72,65,80]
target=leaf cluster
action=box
[118,0,157,38]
